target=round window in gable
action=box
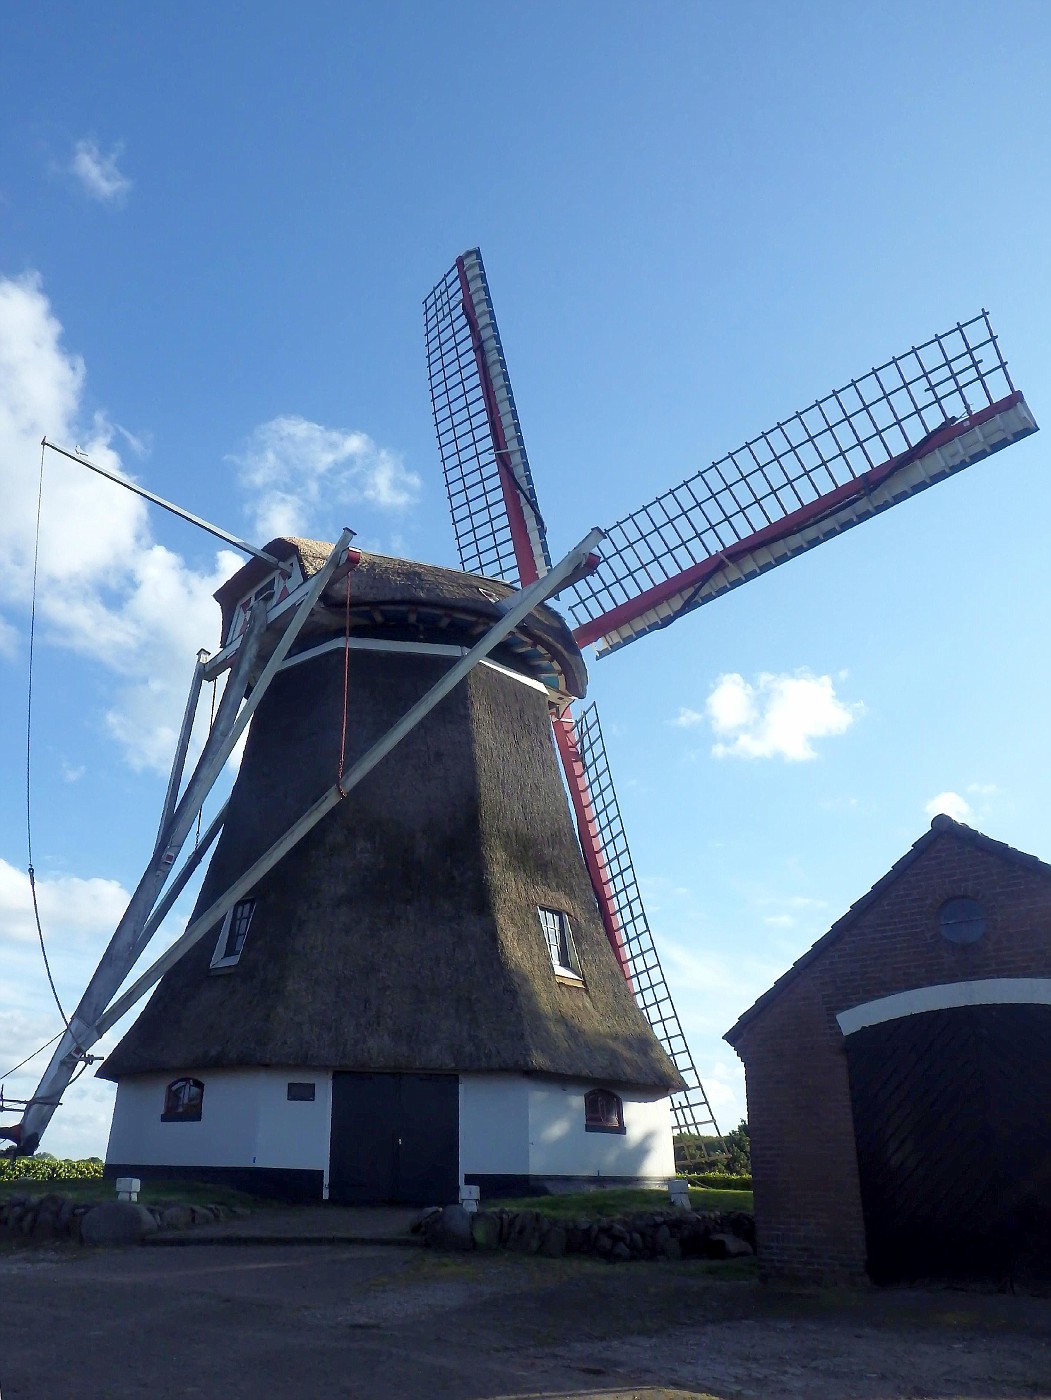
[939,897,986,945]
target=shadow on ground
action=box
[1,1241,1049,1399]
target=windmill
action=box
[1,254,1035,1206]
[422,249,1039,1160]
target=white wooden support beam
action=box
[93,527,604,1039]
[15,531,354,1154]
[131,803,228,962]
[154,649,210,851]
[15,610,267,1154]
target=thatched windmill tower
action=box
[100,539,683,1202]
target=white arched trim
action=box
[837,978,1051,1036]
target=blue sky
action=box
[1,1,1048,1156]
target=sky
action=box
[1,1,1049,1158]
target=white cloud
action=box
[231,415,421,541]
[69,138,131,204]
[0,858,129,946]
[0,273,417,777]
[700,670,862,761]
[672,706,705,728]
[0,273,235,771]
[925,790,972,822]
[0,613,18,659]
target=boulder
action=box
[160,1204,195,1231]
[708,1230,754,1259]
[410,1206,442,1235]
[470,1212,501,1251]
[427,1204,474,1252]
[538,1225,567,1258]
[80,1202,159,1246]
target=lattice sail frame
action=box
[574,703,720,1148]
[568,312,1036,654]
[424,249,550,586]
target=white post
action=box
[667,1178,691,1210]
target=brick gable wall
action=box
[729,827,1051,1283]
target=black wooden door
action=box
[329,1072,459,1204]
[847,1004,1051,1284]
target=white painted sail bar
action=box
[591,397,1037,656]
[94,527,604,1038]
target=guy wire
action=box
[26,442,72,1035]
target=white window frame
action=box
[209,898,257,970]
[226,558,304,644]
[538,906,582,981]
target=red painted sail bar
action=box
[456,255,544,587]
[574,393,1035,652]
[553,713,634,985]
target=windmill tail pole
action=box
[91,526,606,1042]
[41,439,288,572]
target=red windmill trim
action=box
[572,392,1028,650]
[456,256,542,586]
[456,253,637,983]
[553,713,634,986]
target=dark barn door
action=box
[846,1004,1051,1285]
[329,1072,459,1205]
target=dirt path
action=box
[2,1243,1049,1399]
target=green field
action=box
[0,1177,265,1209]
[494,1185,753,1217]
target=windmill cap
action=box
[215,537,588,700]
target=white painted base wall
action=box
[459,1074,674,1180]
[106,1068,334,1188]
[107,1069,675,1193]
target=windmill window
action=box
[584,1089,625,1134]
[209,899,257,970]
[286,1082,316,1102]
[161,1078,204,1123]
[538,907,581,979]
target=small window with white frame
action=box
[538,906,581,979]
[209,899,257,970]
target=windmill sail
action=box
[426,250,725,1155]
[569,312,1037,655]
[573,702,721,1150]
[425,249,551,585]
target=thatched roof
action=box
[101,649,681,1092]
[215,538,588,699]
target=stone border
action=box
[0,1193,250,1246]
[416,1204,756,1261]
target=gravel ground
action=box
[2,1242,1050,1399]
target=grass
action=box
[0,1177,267,1209]
[494,1185,753,1217]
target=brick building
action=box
[725,816,1051,1285]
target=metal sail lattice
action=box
[568,312,1032,653]
[424,252,551,585]
[574,702,721,1154]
